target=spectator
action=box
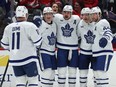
[77,0,98,8]
[17,0,41,9]
[73,2,81,16]
[56,0,77,7]
[51,2,62,14]
[107,0,116,49]
[0,0,11,18]
[40,0,56,11]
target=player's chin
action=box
[64,17,70,20]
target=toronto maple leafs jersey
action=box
[78,20,95,55]
[54,14,80,50]
[92,19,113,57]
[1,21,42,66]
[38,20,56,55]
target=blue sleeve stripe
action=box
[57,42,78,47]
[103,31,113,36]
[104,32,113,37]
[33,37,42,44]
[9,56,38,63]
[1,41,9,46]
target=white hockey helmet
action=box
[81,7,91,14]
[91,6,102,14]
[15,6,28,17]
[63,5,73,12]
[43,7,53,14]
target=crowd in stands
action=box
[0,0,116,48]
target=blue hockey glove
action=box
[33,17,42,28]
[99,37,108,48]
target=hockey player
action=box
[91,7,113,87]
[78,7,96,87]
[38,7,57,87]
[1,6,42,87]
[54,5,80,87]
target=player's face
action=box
[52,3,58,13]
[43,13,53,23]
[62,11,72,20]
[91,13,99,22]
[81,14,90,23]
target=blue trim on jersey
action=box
[40,49,55,53]
[41,82,53,85]
[80,81,86,83]
[96,78,109,80]
[80,77,87,79]
[9,56,38,63]
[58,82,65,84]
[16,84,26,86]
[69,82,76,84]
[1,41,9,46]
[80,48,92,52]
[97,83,109,85]
[41,78,50,81]
[28,84,38,86]
[68,77,76,79]
[58,77,66,79]
[33,37,42,44]
[57,42,78,47]
[93,50,113,54]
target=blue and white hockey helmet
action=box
[63,5,73,12]
[81,7,91,14]
[43,7,53,14]
[15,6,28,17]
[91,6,102,14]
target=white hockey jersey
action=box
[1,21,42,66]
[78,20,95,55]
[38,20,57,55]
[92,19,113,57]
[54,14,80,50]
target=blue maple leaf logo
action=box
[61,23,74,37]
[84,30,95,44]
[47,32,56,45]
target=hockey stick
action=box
[37,48,43,71]
[0,60,9,87]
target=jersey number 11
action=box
[12,32,20,50]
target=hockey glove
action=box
[99,37,108,48]
[33,17,42,28]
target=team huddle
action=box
[0,5,114,87]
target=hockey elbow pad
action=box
[99,37,108,48]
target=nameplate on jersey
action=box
[12,27,20,31]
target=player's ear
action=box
[26,13,28,19]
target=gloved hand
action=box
[33,16,42,28]
[99,37,108,48]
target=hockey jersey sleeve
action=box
[1,26,9,50]
[28,23,42,47]
[98,19,113,42]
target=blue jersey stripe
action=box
[40,49,55,53]
[9,56,38,63]
[57,42,78,47]
[93,50,113,54]
[80,48,92,52]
